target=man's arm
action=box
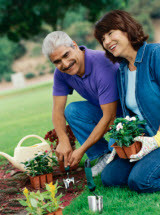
[52,96,73,167]
[69,101,117,167]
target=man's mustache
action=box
[62,61,75,71]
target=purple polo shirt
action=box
[53,46,119,106]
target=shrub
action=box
[66,21,97,49]
[0,37,25,78]
[30,45,42,57]
[38,71,45,76]
[49,68,55,74]
[25,73,36,79]
[3,73,12,82]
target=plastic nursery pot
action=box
[30,173,53,189]
[112,141,142,159]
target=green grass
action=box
[1,82,160,214]
[64,176,160,215]
[0,82,84,163]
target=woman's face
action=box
[102,30,131,58]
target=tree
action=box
[126,0,157,41]
[0,0,128,41]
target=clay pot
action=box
[47,208,63,215]
[46,173,53,183]
[30,209,63,215]
[112,141,142,159]
[29,175,40,189]
[30,173,53,189]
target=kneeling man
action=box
[42,31,120,176]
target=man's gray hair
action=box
[42,31,74,58]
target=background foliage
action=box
[0,0,160,80]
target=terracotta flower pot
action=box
[123,141,142,158]
[29,175,40,189]
[30,209,63,215]
[40,174,47,188]
[46,173,53,183]
[112,141,142,159]
[47,208,63,215]
[30,173,53,189]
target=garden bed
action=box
[0,162,87,214]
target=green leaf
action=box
[19,199,27,206]
[30,198,38,207]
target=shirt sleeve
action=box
[53,68,73,96]
[150,46,160,86]
[97,63,119,105]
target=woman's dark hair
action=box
[94,10,149,63]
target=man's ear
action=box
[72,41,78,49]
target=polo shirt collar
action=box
[79,46,92,79]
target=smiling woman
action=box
[94,10,160,193]
[94,10,148,64]
[101,30,132,59]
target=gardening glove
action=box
[130,131,160,162]
[106,148,116,164]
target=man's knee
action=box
[64,102,78,121]
[101,170,110,187]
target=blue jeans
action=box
[64,101,114,160]
[101,148,160,193]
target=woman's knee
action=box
[128,173,151,193]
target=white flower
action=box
[125,116,130,121]
[130,117,136,121]
[116,122,123,131]
[37,151,43,155]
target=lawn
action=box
[0,81,84,160]
[1,82,160,215]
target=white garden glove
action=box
[106,148,116,164]
[130,131,160,162]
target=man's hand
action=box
[56,141,73,167]
[106,148,116,164]
[68,148,85,167]
[130,136,159,162]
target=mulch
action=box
[0,162,87,215]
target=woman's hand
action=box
[130,135,159,162]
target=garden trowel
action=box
[63,166,74,189]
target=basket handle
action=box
[17,134,47,148]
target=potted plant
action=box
[19,181,63,215]
[22,150,58,189]
[44,125,77,172]
[109,116,146,159]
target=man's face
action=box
[50,43,84,76]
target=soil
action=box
[0,162,87,215]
